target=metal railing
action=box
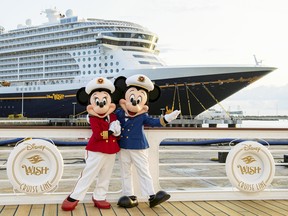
[0,127,287,205]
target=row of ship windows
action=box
[0,106,15,109]
[0,45,105,63]
[0,61,77,70]
[2,24,143,43]
[82,62,119,68]
[0,53,72,65]
[0,54,115,69]
[82,68,122,75]
[72,50,113,57]
[0,68,123,81]
[1,35,96,51]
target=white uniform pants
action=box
[70,151,116,201]
[119,149,155,196]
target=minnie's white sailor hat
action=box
[85,77,115,94]
[126,74,154,92]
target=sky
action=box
[0,0,287,115]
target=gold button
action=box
[128,129,130,131]
[122,128,124,131]
[126,136,128,138]
[106,140,108,143]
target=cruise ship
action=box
[0,8,276,118]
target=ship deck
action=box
[1,200,288,216]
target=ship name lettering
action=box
[26,144,45,151]
[20,183,38,193]
[46,94,65,100]
[243,144,261,152]
[40,181,53,192]
[237,165,261,175]
[238,181,255,191]
[22,165,49,176]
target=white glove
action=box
[86,114,90,124]
[164,110,181,123]
[109,120,121,136]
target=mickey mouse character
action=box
[114,74,180,208]
[61,77,121,211]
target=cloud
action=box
[219,85,288,115]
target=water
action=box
[238,119,288,128]
[201,119,288,128]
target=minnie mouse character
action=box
[114,74,180,208]
[61,77,121,211]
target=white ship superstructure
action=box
[0,9,163,92]
[0,8,276,118]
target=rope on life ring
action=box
[225,140,275,192]
[6,138,64,194]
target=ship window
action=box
[105,70,108,73]
[88,64,91,68]
[110,62,113,66]
[93,64,97,67]
[88,51,91,54]
[116,62,119,66]
[94,71,96,74]
[78,52,81,55]
[88,57,91,61]
[83,51,86,55]
[110,69,113,73]
[104,63,108,67]
[83,65,86,68]
[99,63,101,67]
[83,58,86,62]
[110,55,113,59]
[73,53,76,56]
[78,59,80,62]
[93,57,97,61]
[105,56,108,60]
[94,50,97,54]
[88,71,91,74]
[116,69,119,72]
[99,70,102,74]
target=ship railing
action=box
[0,127,287,205]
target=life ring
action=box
[6,138,64,194]
[225,141,275,192]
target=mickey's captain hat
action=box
[85,77,115,94]
[126,74,154,92]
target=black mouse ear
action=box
[149,85,161,102]
[112,76,127,104]
[76,87,89,106]
[114,76,127,91]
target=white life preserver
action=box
[6,138,64,194]
[225,140,275,192]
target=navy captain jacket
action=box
[116,109,166,149]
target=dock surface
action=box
[1,200,288,216]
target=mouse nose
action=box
[132,100,137,106]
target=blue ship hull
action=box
[0,69,273,118]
